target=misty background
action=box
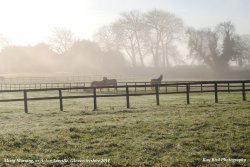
[0,0,250,80]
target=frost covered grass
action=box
[0,92,249,166]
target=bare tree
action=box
[144,9,184,68]
[187,27,219,68]
[187,21,248,70]
[94,9,184,68]
[121,11,147,67]
[242,35,250,65]
[112,11,146,67]
[49,27,75,55]
[233,34,250,67]
[94,25,118,51]
[215,21,236,68]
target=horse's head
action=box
[160,74,163,80]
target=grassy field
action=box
[0,91,249,166]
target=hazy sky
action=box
[0,0,249,45]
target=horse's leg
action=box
[115,85,117,93]
[151,82,154,90]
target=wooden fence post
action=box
[186,84,190,104]
[135,83,137,92]
[176,84,179,93]
[201,83,203,93]
[228,83,230,93]
[59,89,63,111]
[23,90,28,113]
[93,87,97,110]
[155,85,160,106]
[242,82,246,101]
[214,83,218,103]
[83,82,85,92]
[126,86,130,108]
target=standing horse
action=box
[91,77,107,87]
[105,79,117,87]
[91,77,117,91]
[104,78,117,91]
[151,74,163,89]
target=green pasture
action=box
[0,91,249,166]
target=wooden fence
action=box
[0,80,249,113]
[0,81,171,91]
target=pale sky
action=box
[0,0,249,45]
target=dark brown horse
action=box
[151,74,163,85]
[91,77,117,91]
[151,75,163,90]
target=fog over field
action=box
[0,0,250,80]
[0,1,250,167]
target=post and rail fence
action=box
[0,80,249,113]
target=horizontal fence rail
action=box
[1,80,250,91]
[0,80,249,113]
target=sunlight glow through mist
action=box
[0,0,249,45]
[0,0,109,45]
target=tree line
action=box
[95,9,250,70]
[0,9,250,75]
